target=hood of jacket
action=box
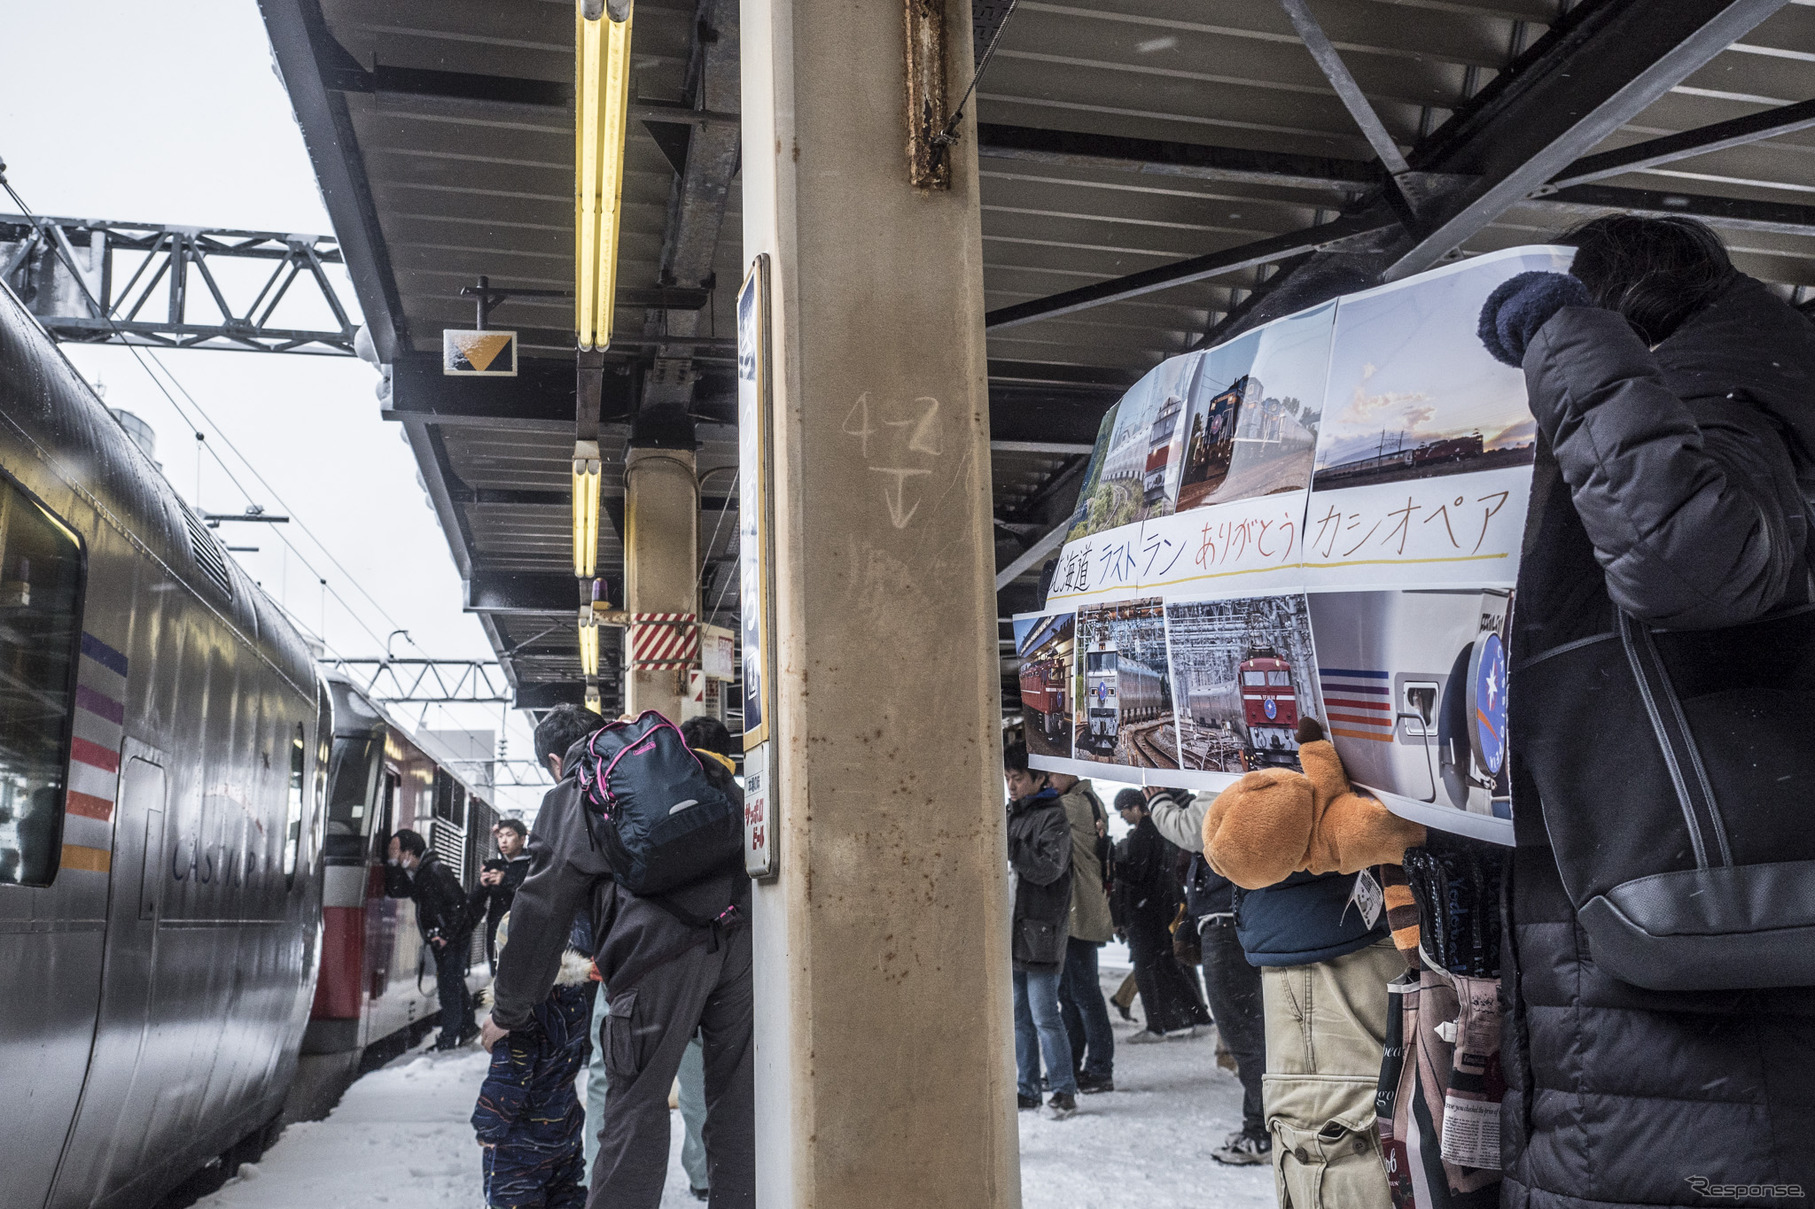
[1653,272,1815,469]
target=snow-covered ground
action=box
[195,969,1272,1209]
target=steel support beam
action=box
[1549,98,1815,189]
[1384,0,1789,278]
[976,123,1375,193]
[1277,0,1410,176]
[983,211,1390,330]
[1539,183,1815,237]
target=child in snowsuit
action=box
[473,913,597,1209]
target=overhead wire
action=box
[0,169,402,657]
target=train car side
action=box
[306,679,496,1066]
[0,285,328,1209]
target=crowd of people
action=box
[373,214,1814,1209]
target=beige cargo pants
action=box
[1261,938,1402,1209]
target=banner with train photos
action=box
[1015,245,1574,844]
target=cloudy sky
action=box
[0,2,548,811]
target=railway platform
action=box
[184,969,1269,1209]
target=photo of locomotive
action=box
[1142,382,1187,509]
[1239,644,1302,766]
[1166,595,1319,775]
[1014,612,1074,760]
[1076,599,1177,768]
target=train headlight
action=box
[575,0,633,351]
[573,440,602,579]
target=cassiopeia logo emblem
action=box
[1686,1175,1806,1200]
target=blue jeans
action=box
[1058,938,1115,1081]
[1013,966,1077,1098]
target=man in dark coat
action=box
[1478,215,1815,1207]
[483,706,754,1209]
[1112,789,1210,1040]
[385,828,476,1050]
[1004,743,1078,1119]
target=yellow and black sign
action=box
[442,329,518,376]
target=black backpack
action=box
[1517,603,1815,990]
[573,711,742,897]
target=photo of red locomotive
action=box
[1014,612,1075,760]
[1239,644,1301,766]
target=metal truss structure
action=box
[324,657,513,704]
[0,215,358,354]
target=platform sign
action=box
[442,329,518,376]
[737,255,775,751]
[744,741,776,879]
[701,624,736,681]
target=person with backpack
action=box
[1147,785,1269,1168]
[483,704,753,1208]
[384,827,477,1050]
[1048,771,1117,1094]
[472,911,597,1209]
[1003,743,1079,1120]
[1478,215,1815,1206]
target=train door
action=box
[49,746,170,1206]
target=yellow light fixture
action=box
[572,439,602,578]
[575,0,633,350]
[578,607,601,678]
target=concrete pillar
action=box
[622,445,698,721]
[740,2,1017,1207]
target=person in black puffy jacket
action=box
[1479,215,1815,1208]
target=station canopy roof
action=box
[259,0,1815,715]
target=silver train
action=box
[0,282,324,1207]
[0,283,500,1207]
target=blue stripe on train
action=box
[80,632,129,677]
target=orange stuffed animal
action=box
[1202,717,1426,890]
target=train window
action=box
[1242,671,1267,686]
[1267,671,1291,687]
[370,769,399,863]
[325,734,382,860]
[284,723,306,881]
[0,477,85,888]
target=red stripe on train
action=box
[311,905,367,1020]
[71,735,120,773]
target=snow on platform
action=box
[196,982,1274,1209]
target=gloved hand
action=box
[1476,270,1591,367]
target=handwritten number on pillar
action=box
[844,394,943,529]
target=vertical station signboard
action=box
[737,255,778,878]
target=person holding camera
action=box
[471,817,532,965]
